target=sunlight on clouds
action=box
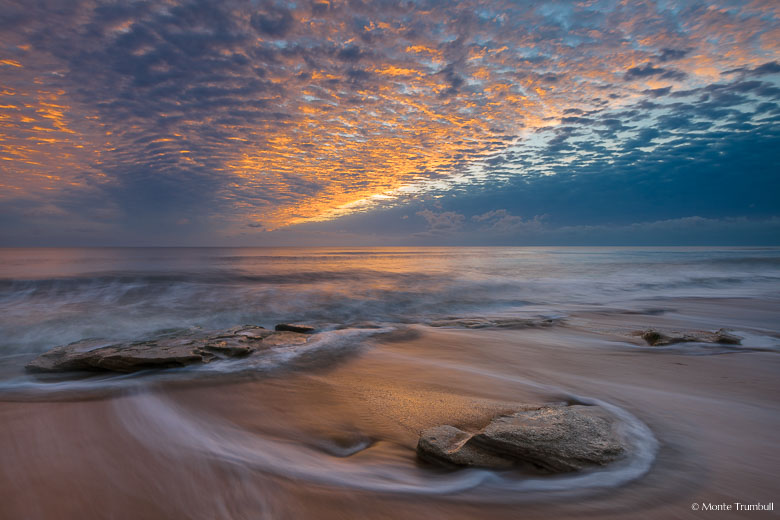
[0,0,777,236]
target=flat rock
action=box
[275,323,317,334]
[262,331,310,346]
[639,328,742,346]
[88,340,215,372]
[233,326,274,339]
[429,317,559,329]
[26,325,313,374]
[417,405,626,473]
[24,338,116,373]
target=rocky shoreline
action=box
[21,318,745,480]
[25,318,749,375]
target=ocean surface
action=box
[2,245,779,394]
[2,246,779,357]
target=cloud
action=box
[547,217,780,245]
[656,48,689,62]
[0,0,778,245]
[625,63,687,81]
[416,209,465,234]
[751,61,780,76]
[472,210,546,233]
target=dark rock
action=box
[275,323,316,334]
[429,317,559,329]
[24,339,114,373]
[714,328,742,345]
[639,328,742,346]
[26,325,313,374]
[88,340,214,372]
[417,405,626,473]
[640,330,667,346]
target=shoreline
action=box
[1,302,779,519]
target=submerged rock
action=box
[417,405,626,473]
[639,328,742,347]
[275,323,317,334]
[428,317,560,329]
[26,326,313,374]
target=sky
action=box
[0,0,778,246]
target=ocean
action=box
[2,246,779,356]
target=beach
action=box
[0,248,778,519]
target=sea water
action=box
[1,246,779,357]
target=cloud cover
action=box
[0,0,778,245]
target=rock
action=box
[429,317,559,329]
[714,328,742,345]
[233,326,274,339]
[639,328,742,346]
[26,335,217,373]
[640,330,667,346]
[204,336,255,357]
[87,340,215,372]
[26,325,314,374]
[417,405,626,473]
[275,323,316,334]
[261,331,310,347]
[417,425,514,468]
[471,405,626,472]
[24,339,114,373]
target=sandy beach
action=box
[2,297,778,519]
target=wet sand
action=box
[1,302,779,519]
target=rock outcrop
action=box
[275,323,317,334]
[639,328,742,347]
[417,405,626,473]
[26,325,311,373]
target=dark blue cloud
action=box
[656,48,689,62]
[250,6,295,37]
[625,63,687,81]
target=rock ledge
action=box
[26,325,312,373]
